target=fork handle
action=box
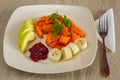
[101,38,110,77]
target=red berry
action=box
[42,54,48,60]
[29,42,49,62]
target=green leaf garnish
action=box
[59,22,64,29]
[49,12,60,20]
[49,12,71,36]
[62,15,71,28]
[52,21,60,36]
[52,21,64,36]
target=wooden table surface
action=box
[0,0,120,80]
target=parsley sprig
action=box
[62,15,71,28]
[52,21,64,36]
[49,12,59,20]
[49,12,71,36]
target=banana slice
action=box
[48,48,62,62]
[61,46,72,60]
[67,42,79,55]
[74,38,87,51]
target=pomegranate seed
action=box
[29,42,49,62]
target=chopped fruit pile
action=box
[29,42,48,62]
[18,12,88,62]
[35,12,85,49]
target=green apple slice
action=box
[19,23,34,35]
[24,19,36,26]
[19,31,36,53]
[18,24,34,39]
[18,19,36,35]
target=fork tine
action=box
[103,17,105,32]
[106,15,108,33]
[98,18,101,32]
[103,16,106,32]
[104,15,108,33]
[105,16,108,32]
[101,17,104,32]
[98,19,100,32]
[102,17,104,32]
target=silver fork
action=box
[98,15,110,77]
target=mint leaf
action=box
[63,15,67,24]
[49,12,71,36]
[52,21,60,36]
[49,12,59,20]
[59,22,64,28]
[52,21,64,36]
[67,20,71,28]
[62,15,71,28]
[53,26,60,36]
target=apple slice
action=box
[18,19,36,35]
[19,31,36,53]
[18,24,34,39]
[23,19,36,26]
[18,22,34,36]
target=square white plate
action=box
[3,5,98,74]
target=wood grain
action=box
[0,0,120,80]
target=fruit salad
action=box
[18,12,87,62]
